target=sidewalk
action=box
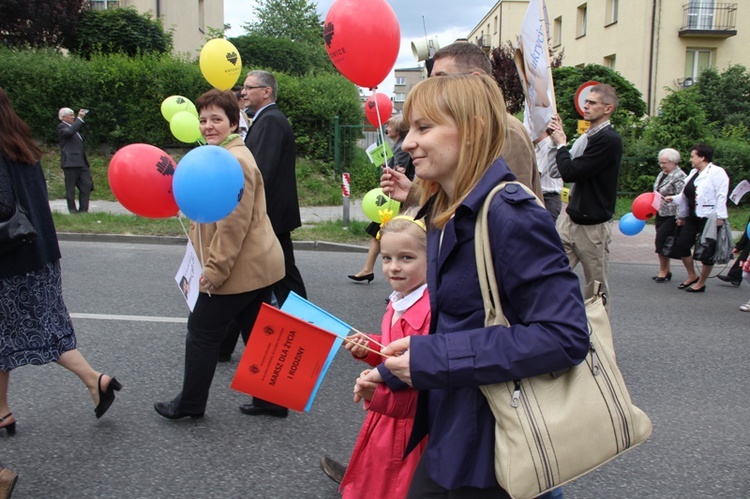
[49,199,660,264]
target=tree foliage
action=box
[63,8,173,59]
[229,34,312,76]
[491,41,563,115]
[694,65,750,135]
[0,0,84,48]
[245,0,322,45]
[242,0,333,74]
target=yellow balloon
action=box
[161,95,196,122]
[199,39,243,90]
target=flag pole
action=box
[539,0,557,113]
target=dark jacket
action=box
[403,158,589,490]
[0,155,61,279]
[57,118,89,169]
[555,126,622,225]
[244,103,301,234]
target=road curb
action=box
[56,232,369,253]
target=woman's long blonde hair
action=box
[403,74,507,228]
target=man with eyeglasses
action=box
[229,70,307,418]
[547,84,622,303]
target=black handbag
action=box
[693,237,717,264]
[0,173,38,257]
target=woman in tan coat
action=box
[154,89,284,420]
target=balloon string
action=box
[196,223,211,297]
[372,88,392,201]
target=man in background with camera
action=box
[57,107,92,214]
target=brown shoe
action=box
[320,456,347,484]
[0,468,19,499]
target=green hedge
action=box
[0,47,363,161]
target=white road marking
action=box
[70,313,187,324]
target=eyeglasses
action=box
[584,99,602,106]
[243,85,268,91]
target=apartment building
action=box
[468,0,531,55]
[469,1,747,115]
[392,67,424,113]
[88,0,223,56]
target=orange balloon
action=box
[323,0,401,89]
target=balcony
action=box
[679,2,737,38]
[88,0,120,10]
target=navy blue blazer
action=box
[405,158,589,490]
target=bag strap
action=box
[475,181,545,328]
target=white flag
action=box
[517,0,556,142]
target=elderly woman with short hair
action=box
[652,148,687,282]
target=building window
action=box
[576,4,587,38]
[553,17,562,47]
[89,0,119,10]
[606,0,618,26]
[687,0,716,30]
[394,93,406,103]
[494,15,498,35]
[604,54,616,70]
[395,77,406,86]
[685,48,712,80]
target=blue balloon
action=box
[747,221,749,238]
[173,145,245,223]
[619,212,646,236]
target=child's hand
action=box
[353,369,381,404]
[344,332,371,359]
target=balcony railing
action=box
[88,0,120,10]
[476,35,492,48]
[680,2,737,37]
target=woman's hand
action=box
[717,219,724,227]
[199,274,215,291]
[664,196,673,203]
[382,337,412,386]
[344,332,371,359]
[353,369,382,404]
[380,167,412,203]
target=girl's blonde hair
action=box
[378,208,427,249]
[403,74,507,228]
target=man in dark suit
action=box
[240,70,307,305]
[57,107,92,213]
[232,70,306,418]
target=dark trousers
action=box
[63,167,92,213]
[177,286,272,414]
[406,455,510,499]
[543,192,562,222]
[725,244,750,282]
[219,231,306,358]
[274,231,307,303]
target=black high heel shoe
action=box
[653,272,672,282]
[347,273,374,283]
[678,277,700,290]
[0,413,16,436]
[95,374,122,419]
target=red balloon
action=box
[323,0,401,88]
[631,192,657,220]
[364,93,393,128]
[108,144,179,218]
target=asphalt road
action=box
[2,241,749,498]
